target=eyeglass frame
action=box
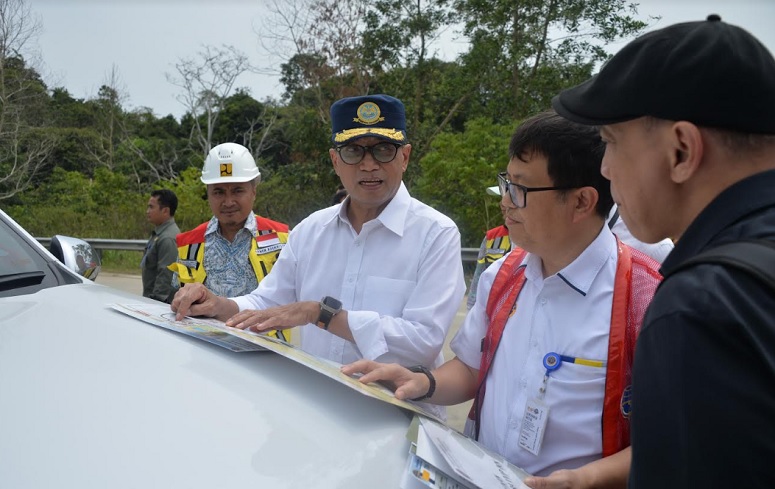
[497,172,578,208]
[334,142,403,165]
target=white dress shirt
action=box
[451,225,617,476]
[233,182,466,370]
[608,205,674,263]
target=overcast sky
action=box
[26,0,775,120]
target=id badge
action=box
[518,397,550,456]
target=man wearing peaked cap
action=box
[553,15,775,488]
[172,94,465,419]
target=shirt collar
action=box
[154,218,176,234]
[206,211,257,237]
[327,182,410,237]
[524,224,616,296]
[661,169,775,275]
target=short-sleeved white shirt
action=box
[608,205,673,263]
[234,183,466,370]
[451,225,617,476]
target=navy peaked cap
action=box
[330,94,407,145]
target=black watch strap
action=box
[407,365,436,401]
[317,296,342,330]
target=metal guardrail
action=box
[36,237,148,252]
[37,237,480,264]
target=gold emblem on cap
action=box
[354,102,385,125]
[220,163,233,177]
[333,127,404,143]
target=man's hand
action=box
[341,360,431,401]
[524,446,630,489]
[524,469,589,489]
[226,301,319,332]
[171,283,229,321]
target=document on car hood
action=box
[110,303,268,353]
[406,417,531,489]
[110,302,442,423]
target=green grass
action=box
[100,250,143,275]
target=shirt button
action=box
[354,241,361,247]
[348,277,355,283]
[541,298,547,305]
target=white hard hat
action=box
[486,185,501,196]
[201,143,261,184]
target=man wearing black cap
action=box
[553,15,775,487]
[172,94,466,417]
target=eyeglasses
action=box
[335,142,402,165]
[497,172,577,208]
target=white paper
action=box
[418,417,531,489]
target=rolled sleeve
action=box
[347,310,386,359]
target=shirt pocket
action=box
[362,276,416,317]
[544,362,607,428]
[548,361,607,389]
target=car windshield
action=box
[0,221,43,272]
[0,213,74,296]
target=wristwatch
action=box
[407,365,436,401]
[317,296,342,330]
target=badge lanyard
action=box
[519,351,606,456]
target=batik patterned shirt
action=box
[203,212,259,297]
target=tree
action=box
[361,0,454,140]
[211,89,280,159]
[167,44,251,156]
[79,66,127,171]
[0,0,57,200]
[261,0,371,119]
[414,117,514,246]
[455,0,651,119]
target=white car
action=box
[0,208,412,488]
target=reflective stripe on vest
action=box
[168,216,290,342]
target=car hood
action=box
[0,284,411,488]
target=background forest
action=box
[1,0,652,252]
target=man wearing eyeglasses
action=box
[344,111,663,487]
[172,94,466,417]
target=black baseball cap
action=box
[552,15,775,134]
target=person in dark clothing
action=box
[552,14,775,488]
[142,189,180,303]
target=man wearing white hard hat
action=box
[169,143,290,341]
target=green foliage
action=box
[454,0,648,119]
[100,250,144,274]
[255,159,340,228]
[6,167,147,238]
[162,166,211,232]
[8,0,653,246]
[414,118,515,246]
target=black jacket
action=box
[629,169,775,488]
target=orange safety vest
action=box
[468,238,662,457]
[478,225,511,266]
[169,215,290,342]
